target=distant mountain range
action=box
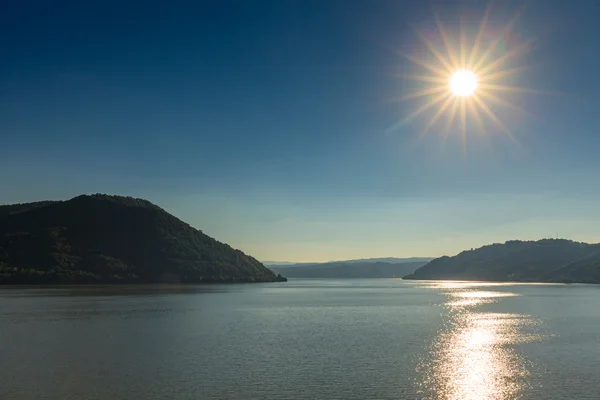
[0,194,285,284]
[404,239,600,284]
[264,257,433,267]
[6,198,598,285]
[262,261,298,266]
[268,259,431,278]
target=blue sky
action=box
[2,0,600,262]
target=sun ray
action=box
[477,88,531,117]
[419,95,455,138]
[402,92,452,120]
[472,95,517,143]
[472,5,526,72]
[467,97,487,136]
[397,50,451,77]
[477,65,533,83]
[432,8,460,68]
[468,97,497,156]
[443,99,460,139]
[477,39,534,76]
[386,85,448,103]
[478,83,553,95]
[386,92,452,133]
[468,1,494,67]
[460,99,467,150]
[391,74,449,84]
[459,13,467,68]
[414,28,455,73]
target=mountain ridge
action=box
[404,239,600,284]
[0,194,286,284]
[265,257,433,268]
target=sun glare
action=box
[450,70,477,97]
[387,3,543,146]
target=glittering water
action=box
[1,280,599,399]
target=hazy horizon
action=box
[4,192,597,263]
[3,0,600,262]
[261,256,434,265]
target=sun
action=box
[450,70,477,97]
[386,2,543,145]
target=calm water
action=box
[1,280,599,399]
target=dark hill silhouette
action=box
[404,239,600,284]
[0,201,58,218]
[0,194,285,284]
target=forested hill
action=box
[0,194,285,284]
[403,239,600,284]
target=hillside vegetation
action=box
[404,239,600,284]
[0,194,285,284]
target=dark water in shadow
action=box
[1,280,599,399]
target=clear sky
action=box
[2,0,600,262]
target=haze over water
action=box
[1,280,599,399]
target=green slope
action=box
[0,194,285,284]
[404,239,600,284]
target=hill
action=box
[266,257,433,268]
[269,260,426,278]
[335,257,433,264]
[403,239,600,284]
[0,194,286,284]
[0,201,58,218]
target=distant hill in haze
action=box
[0,194,286,284]
[336,257,433,264]
[269,260,427,278]
[265,257,433,267]
[262,261,298,266]
[404,239,600,284]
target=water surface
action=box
[1,280,599,399]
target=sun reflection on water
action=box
[447,290,520,307]
[417,285,544,399]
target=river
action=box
[1,279,599,399]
